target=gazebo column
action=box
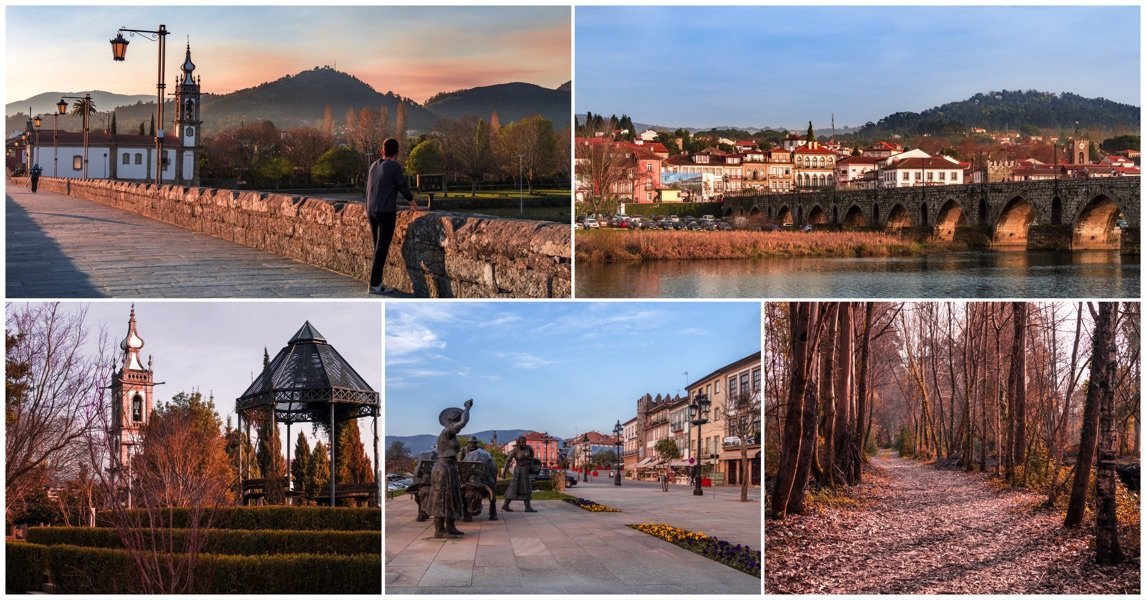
[330,402,336,507]
[372,413,380,503]
[285,421,292,501]
[237,411,243,506]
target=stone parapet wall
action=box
[21,178,570,298]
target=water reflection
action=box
[575,251,1139,298]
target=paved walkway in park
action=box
[385,479,761,594]
[6,180,395,298]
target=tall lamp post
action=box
[541,432,551,468]
[582,438,591,483]
[612,420,623,487]
[32,115,42,168]
[111,24,169,185]
[51,110,59,177]
[688,391,711,496]
[57,95,91,178]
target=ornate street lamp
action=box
[541,431,551,468]
[58,94,92,178]
[32,115,42,169]
[582,437,591,483]
[111,24,169,185]
[688,391,711,496]
[612,420,623,487]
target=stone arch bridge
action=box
[723,178,1139,254]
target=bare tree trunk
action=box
[771,303,819,519]
[854,302,875,483]
[1065,304,1107,528]
[1009,302,1028,484]
[820,305,838,486]
[834,304,855,483]
[1092,303,1123,563]
[1046,303,1084,509]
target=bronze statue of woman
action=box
[427,399,472,538]
[501,435,537,513]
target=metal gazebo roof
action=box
[235,321,379,424]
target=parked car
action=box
[717,221,734,231]
[583,216,600,229]
[687,221,702,231]
[801,224,813,233]
[667,215,680,223]
[702,220,717,231]
[700,214,716,223]
[534,468,577,487]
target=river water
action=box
[575,251,1140,298]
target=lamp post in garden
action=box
[613,420,623,487]
[57,95,91,178]
[111,24,169,185]
[688,391,711,496]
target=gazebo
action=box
[236,321,379,506]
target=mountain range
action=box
[6,67,571,134]
[581,90,1139,139]
[386,429,535,456]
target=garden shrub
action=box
[5,543,380,594]
[95,506,379,531]
[27,527,381,556]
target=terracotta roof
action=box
[836,156,878,165]
[793,145,835,155]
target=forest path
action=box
[765,453,1138,594]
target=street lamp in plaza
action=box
[32,115,42,167]
[612,420,623,487]
[541,431,551,468]
[111,24,169,185]
[582,437,591,483]
[58,95,92,178]
[688,391,711,496]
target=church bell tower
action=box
[110,305,156,471]
[173,42,202,185]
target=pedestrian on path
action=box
[30,164,42,193]
[365,138,419,295]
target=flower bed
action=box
[562,497,621,512]
[627,523,760,578]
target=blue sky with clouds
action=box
[385,302,761,438]
[576,5,1140,130]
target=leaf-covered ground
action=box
[765,454,1140,594]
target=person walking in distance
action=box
[365,138,419,295]
[30,163,42,193]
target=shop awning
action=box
[636,457,657,468]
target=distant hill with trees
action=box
[851,90,1139,139]
[424,81,570,130]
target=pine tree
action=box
[149,114,155,137]
[807,121,816,144]
[110,113,117,135]
[292,431,311,500]
[336,421,374,484]
[139,122,146,136]
[309,440,331,499]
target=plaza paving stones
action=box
[6,183,398,298]
[385,479,761,594]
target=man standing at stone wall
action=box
[365,138,419,295]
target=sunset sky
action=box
[6,5,570,105]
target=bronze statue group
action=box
[408,400,540,539]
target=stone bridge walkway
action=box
[6,181,401,298]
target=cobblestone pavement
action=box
[6,182,401,298]
[384,479,761,595]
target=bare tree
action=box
[1090,303,1123,564]
[6,303,104,524]
[726,384,762,502]
[576,139,628,220]
[439,116,493,195]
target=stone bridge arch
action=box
[886,203,912,232]
[1071,194,1123,251]
[933,199,966,242]
[807,205,828,225]
[776,205,793,226]
[842,204,867,228]
[992,195,1037,248]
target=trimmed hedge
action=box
[5,542,380,594]
[27,527,381,556]
[95,506,380,531]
